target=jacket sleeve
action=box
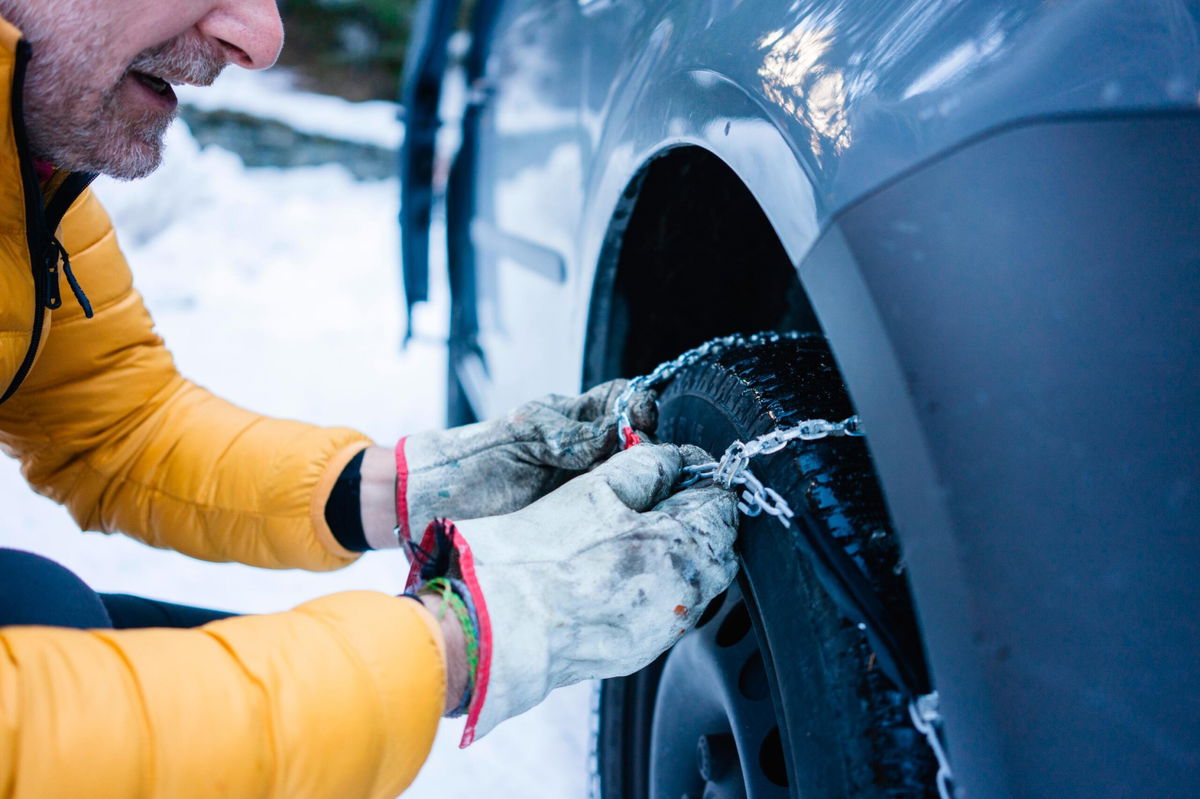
[0,189,371,570]
[0,591,446,798]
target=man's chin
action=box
[99,139,166,181]
[38,123,170,181]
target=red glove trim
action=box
[404,519,494,748]
[395,437,411,542]
[622,426,642,449]
[452,526,493,747]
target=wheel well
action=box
[585,147,820,383]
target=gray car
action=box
[400,1,1200,796]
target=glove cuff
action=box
[404,518,494,748]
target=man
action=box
[0,1,740,796]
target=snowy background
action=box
[0,69,591,798]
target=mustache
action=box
[127,34,227,87]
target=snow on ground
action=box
[0,73,590,798]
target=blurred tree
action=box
[278,0,421,101]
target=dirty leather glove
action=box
[406,443,739,745]
[396,379,659,539]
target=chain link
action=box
[677,414,863,525]
[601,331,952,798]
[910,692,957,799]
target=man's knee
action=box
[0,549,113,629]
[100,593,235,629]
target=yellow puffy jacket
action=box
[0,19,444,798]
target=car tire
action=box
[596,333,936,798]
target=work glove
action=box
[406,443,739,745]
[396,379,658,539]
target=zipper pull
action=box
[43,234,94,317]
[44,237,62,310]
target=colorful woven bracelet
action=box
[417,577,480,717]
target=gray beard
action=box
[24,64,174,181]
[1,0,223,180]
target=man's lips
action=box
[131,71,178,106]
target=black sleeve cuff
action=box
[325,449,371,552]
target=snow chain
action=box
[911,692,956,799]
[615,331,864,524]
[599,331,957,799]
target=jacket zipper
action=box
[0,41,97,405]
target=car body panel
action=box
[805,111,1200,796]
[451,0,1199,409]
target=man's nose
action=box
[197,0,284,70]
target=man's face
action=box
[0,0,283,180]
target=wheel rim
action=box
[649,582,790,799]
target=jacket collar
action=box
[0,16,31,227]
[0,15,96,223]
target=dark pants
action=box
[0,548,235,629]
